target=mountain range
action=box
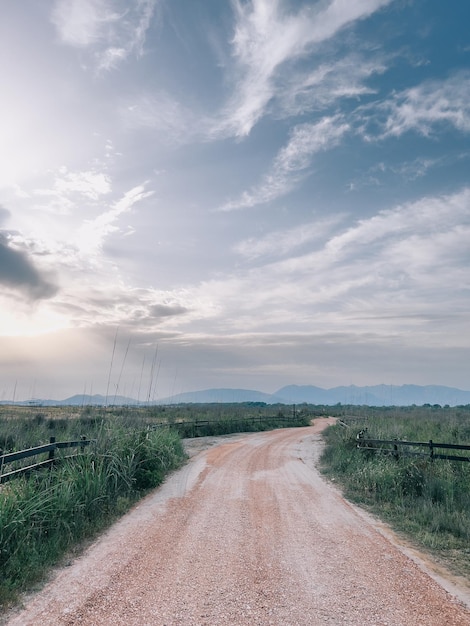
[3,384,470,407]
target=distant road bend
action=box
[6,419,470,625]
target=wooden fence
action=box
[150,414,299,436]
[0,436,92,484]
[356,431,470,463]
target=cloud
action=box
[214,0,392,137]
[275,116,350,169]
[363,71,470,139]
[119,92,197,143]
[234,215,345,261]
[53,168,112,200]
[389,156,448,181]
[51,0,157,70]
[117,6,388,146]
[0,236,57,300]
[276,56,387,118]
[193,186,470,342]
[51,0,120,47]
[322,188,470,263]
[219,115,349,211]
[149,303,188,318]
[346,155,455,192]
[45,186,469,339]
[224,71,470,212]
[49,278,215,333]
[77,184,154,255]
[33,168,112,215]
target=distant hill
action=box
[155,388,283,404]
[0,394,140,407]
[274,384,470,406]
[2,384,470,407]
[60,394,140,406]
[158,384,470,406]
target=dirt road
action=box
[5,419,470,625]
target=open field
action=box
[0,402,310,452]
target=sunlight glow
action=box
[0,301,70,338]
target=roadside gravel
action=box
[4,419,470,625]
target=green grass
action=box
[319,406,470,579]
[0,422,184,607]
[0,402,310,454]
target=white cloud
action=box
[276,116,350,169]
[390,156,445,180]
[219,115,349,211]
[366,71,470,138]
[119,92,196,142]
[324,187,470,260]
[32,168,111,215]
[234,215,345,261]
[77,184,154,256]
[54,168,111,200]
[215,0,392,137]
[99,47,127,70]
[51,0,121,47]
[51,0,157,70]
[277,56,386,118]
[194,187,470,339]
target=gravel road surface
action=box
[5,419,470,625]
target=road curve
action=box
[5,419,470,625]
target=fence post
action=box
[48,436,56,462]
[429,439,434,462]
[80,435,87,452]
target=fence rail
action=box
[356,432,470,462]
[150,414,298,434]
[0,436,92,483]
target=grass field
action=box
[319,404,470,579]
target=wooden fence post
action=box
[429,440,434,462]
[48,436,56,462]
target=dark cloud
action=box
[149,304,188,318]
[0,236,58,300]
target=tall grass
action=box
[0,402,309,454]
[320,407,470,578]
[0,424,184,607]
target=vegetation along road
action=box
[5,419,470,625]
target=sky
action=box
[1,0,470,401]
